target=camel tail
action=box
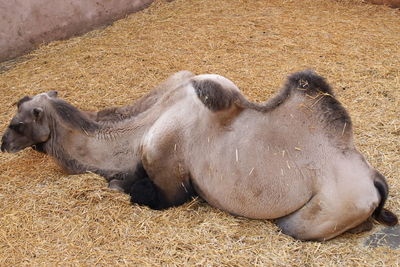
[373,177,398,226]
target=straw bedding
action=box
[0,0,399,265]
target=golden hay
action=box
[0,0,399,265]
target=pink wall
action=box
[366,0,400,8]
[0,0,154,62]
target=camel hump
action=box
[192,74,240,112]
[281,70,354,142]
[285,69,334,96]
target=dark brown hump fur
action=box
[285,69,335,95]
[283,70,353,138]
[192,79,237,112]
[193,70,350,126]
[193,70,354,147]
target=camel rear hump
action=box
[192,70,353,141]
[287,70,352,136]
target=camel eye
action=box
[9,122,24,133]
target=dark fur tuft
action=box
[375,208,398,226]
[285,69,334,95]
[373,175,398,226]
[120,162,196,210]
[110,162,149,193]
[285,70,352,137]
[51,100,99,133]
[123,162,165,210]
[192,71,353,140]
[261,70,336,112]
[192,79,236,111]
[130,178,163,210]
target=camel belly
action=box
[191,162,315,219]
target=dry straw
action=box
[0,0,399,265]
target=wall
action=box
[365,0,400,8]
[0,0,154,62]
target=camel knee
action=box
[278,219,341,241]
[277,193,376,241]
[278,215,365,241]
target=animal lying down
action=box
[1,70,397,241]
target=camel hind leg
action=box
[277,183,380,241]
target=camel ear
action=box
[32,107,43,120]
[16,96,32,108]
[47,90,58,98]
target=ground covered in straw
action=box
[0,0,399,265]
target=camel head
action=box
[1,91,58,153]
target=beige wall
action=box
[365,0,400,8]
[0,0,154,62]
